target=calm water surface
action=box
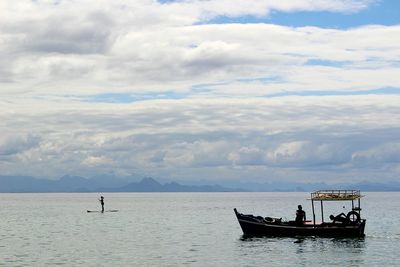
[1,192,399,266]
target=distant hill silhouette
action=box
[104,177,240,192]
[0,175,243,193]
[1,175,400,193]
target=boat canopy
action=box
[310,190,363,201]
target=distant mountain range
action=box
[0,175,243,193]
[1,175,400,193]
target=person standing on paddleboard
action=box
[99,196,104,213]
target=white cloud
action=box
[82,155,114,167]
[163,0,374,21]
[1,0,399,184]
[0,0,396,97]
[268,141,308,164]
[1,95,400,183]
[352,142,400,167]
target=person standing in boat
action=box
[99,196,104,213]
[295,205,306,225]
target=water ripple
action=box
[0,192,399,266]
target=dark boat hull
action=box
[234,209,366,238]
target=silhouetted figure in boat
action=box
[295,205,306,226]
[330,213,348,224]
[99,196,104,213]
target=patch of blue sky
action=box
[266,87,400,98]
[83,92,187,103]
[191,84,212,93]
[237,76,283,84]
[81,86,400,103]
[207,1,400,28]
[305,59,352,67]
[191,81,231,92]
[191,79,285,94]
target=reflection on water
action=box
[331,237,366,248]
[236,235,367,267]
[293,237,305,244]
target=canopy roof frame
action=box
[310,190,363,201]
[309,190,363,224]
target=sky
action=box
[1,0,400,184]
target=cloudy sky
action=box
[1,0,399,184]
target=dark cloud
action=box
[2,97,398,183]
[27,13,113,55]
[0,134,41,156]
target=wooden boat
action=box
[234,190,366,237]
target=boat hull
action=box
[234,209,366,238]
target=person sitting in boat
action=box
[329,213,348,224]
[295,205,306,225]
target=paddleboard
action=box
[87,210,118,213]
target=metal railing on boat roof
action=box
[310,190,363,201]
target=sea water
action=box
[0,192,399,266]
